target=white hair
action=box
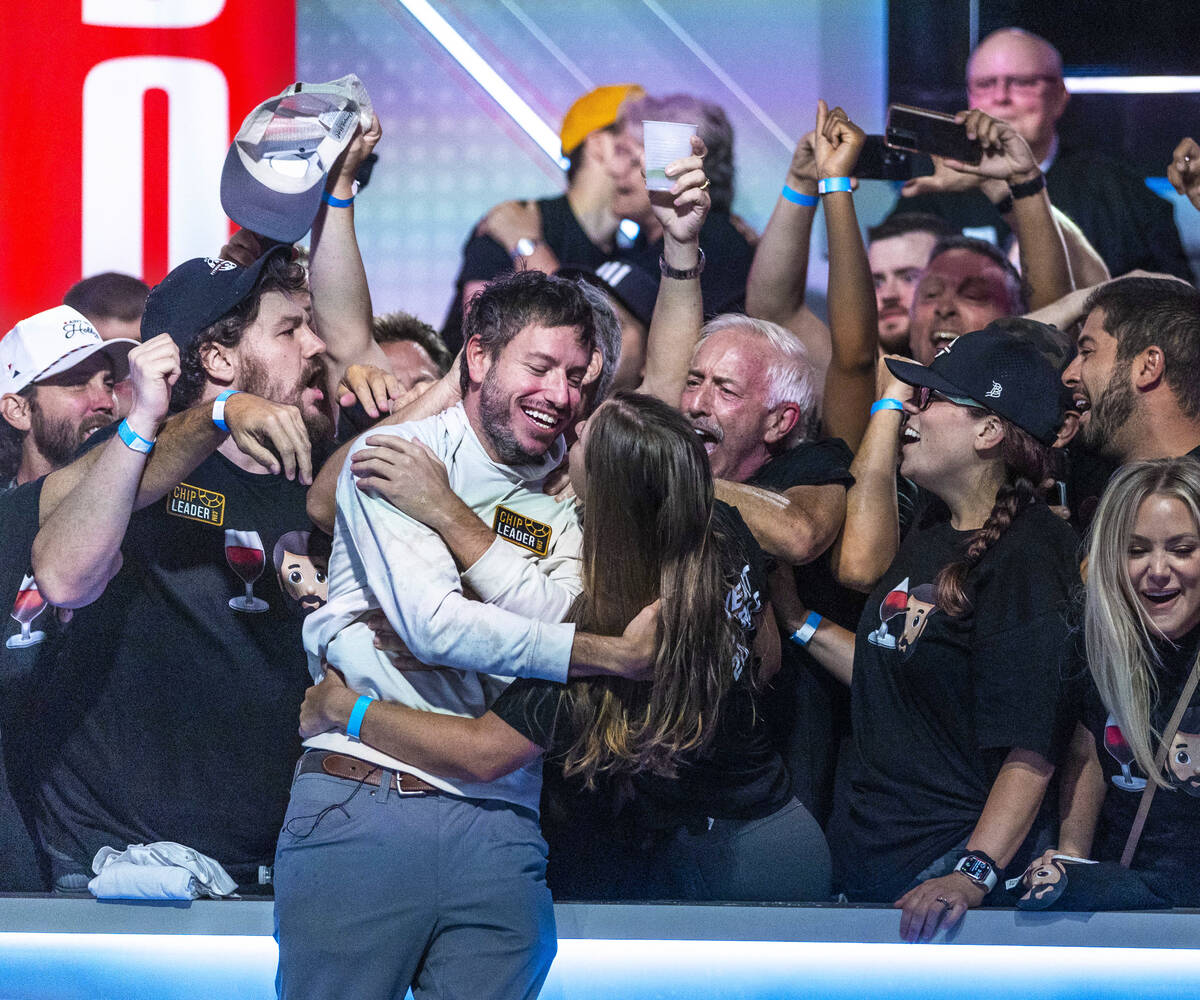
[696,314,817,443]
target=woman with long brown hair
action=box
[300,390,830,901]
[778,322,1079,939]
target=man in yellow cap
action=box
[440,83,645,351]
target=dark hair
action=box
[170,254,308,410]
[868,212,956,245]
[934,417,1057,616]
[621,93,735,213]
[372,311,454,375]
[459,270,597,395]
[0,386,34,483]
[929,234,1029,314]
[1084,276,1200,419]
[561,391,743,782]
[63,272,150,322]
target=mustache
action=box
[689,417,723,443]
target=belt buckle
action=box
[394,772,429,796]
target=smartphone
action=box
[885,104,982,165]
[855,135,934,181]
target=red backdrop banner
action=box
[0,1,295,330]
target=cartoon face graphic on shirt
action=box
[867,577,940,660]
[272,530,330,614]
[1167,706,1200,797]
[1019,858,1067,907]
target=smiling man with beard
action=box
[1062,276,1200,465]
[0,306,137,494]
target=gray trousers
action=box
[273,768,555,1000]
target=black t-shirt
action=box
[441,194,617,352]
[33,439,329,886]
[621,210,753,319]
[491,501,790,826]
[1080,625,1200,906]
[830,502,1079,902]
[0,479,51,889]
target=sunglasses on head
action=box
[914,386,985,411]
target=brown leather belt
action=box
[298,750,439,795]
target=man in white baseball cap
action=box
[0,305,137,492]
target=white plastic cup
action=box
[642,120,697,191]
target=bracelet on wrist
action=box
[346,694,374,741]
[659,247,705,281]
[789,611,823,647]
[321,190,354,208]
[116,418,155,455]
[870,397,905,416]
[992,193,1015,216]
[1008,172,1046,201]
[817,176,853,196]
[781,184,818,207]
[212,389,242,433]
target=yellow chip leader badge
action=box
[492,505,552,556]
[167,482,226,526]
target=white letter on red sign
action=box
[83,0,226,28]
[82,56,229,279]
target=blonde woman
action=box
[1019,458,1200,910]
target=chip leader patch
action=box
[492,505,551,556]
[167,482,226,526]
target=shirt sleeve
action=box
[460,518,583,624]
[335,456,575,682]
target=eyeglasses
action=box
[915,386,985,411]
[967,74,1058,96]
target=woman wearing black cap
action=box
[779,321,1079,940]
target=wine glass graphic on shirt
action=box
[1104,713,1147,791]
[225,529,270,613]
[7,573,47,648]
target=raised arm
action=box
[1168,137,1200,212]
[829,356,906,591]
[308,114,391,379]
[813,101,879,451]
[33,335,179,606]
[638,136,710,406]
[714,480,845,567]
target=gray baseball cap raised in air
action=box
[220,75,374,243]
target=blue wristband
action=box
[790,611,823,647]
[818,176,854,195]
[116,418,155,454]
[212,389,241,433]
[870,397,905,416]
[321,190,354,208]
[781,184,818,207]
[346,695,373,741]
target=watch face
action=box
[958,856,992,882]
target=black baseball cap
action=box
[560,260,659,329]
[141,246,293,349]
[886,321,1065,445]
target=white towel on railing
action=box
[88,842,238,899]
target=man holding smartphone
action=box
[899,28,1191,282]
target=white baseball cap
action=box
[0,306,137,396]
[220,74,374,243]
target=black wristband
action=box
[992,193,1014,216]
[1008,173,1046,201]
[659,247,706,280]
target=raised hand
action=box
[477,200,543,253]
[124,333,181,440]
[814,100,867,181]
[944,109,1039,184]
[787,130,819,193]
[650,135,712,245]
[337,363,402,419]
[1168,137,1200,211]
[221,392,313,484]
[328,113,382,195]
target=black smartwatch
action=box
[953,851,998,892]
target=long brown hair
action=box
[934,416,1057,616]
[560,391,744,784]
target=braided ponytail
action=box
[934,418,1057,617]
